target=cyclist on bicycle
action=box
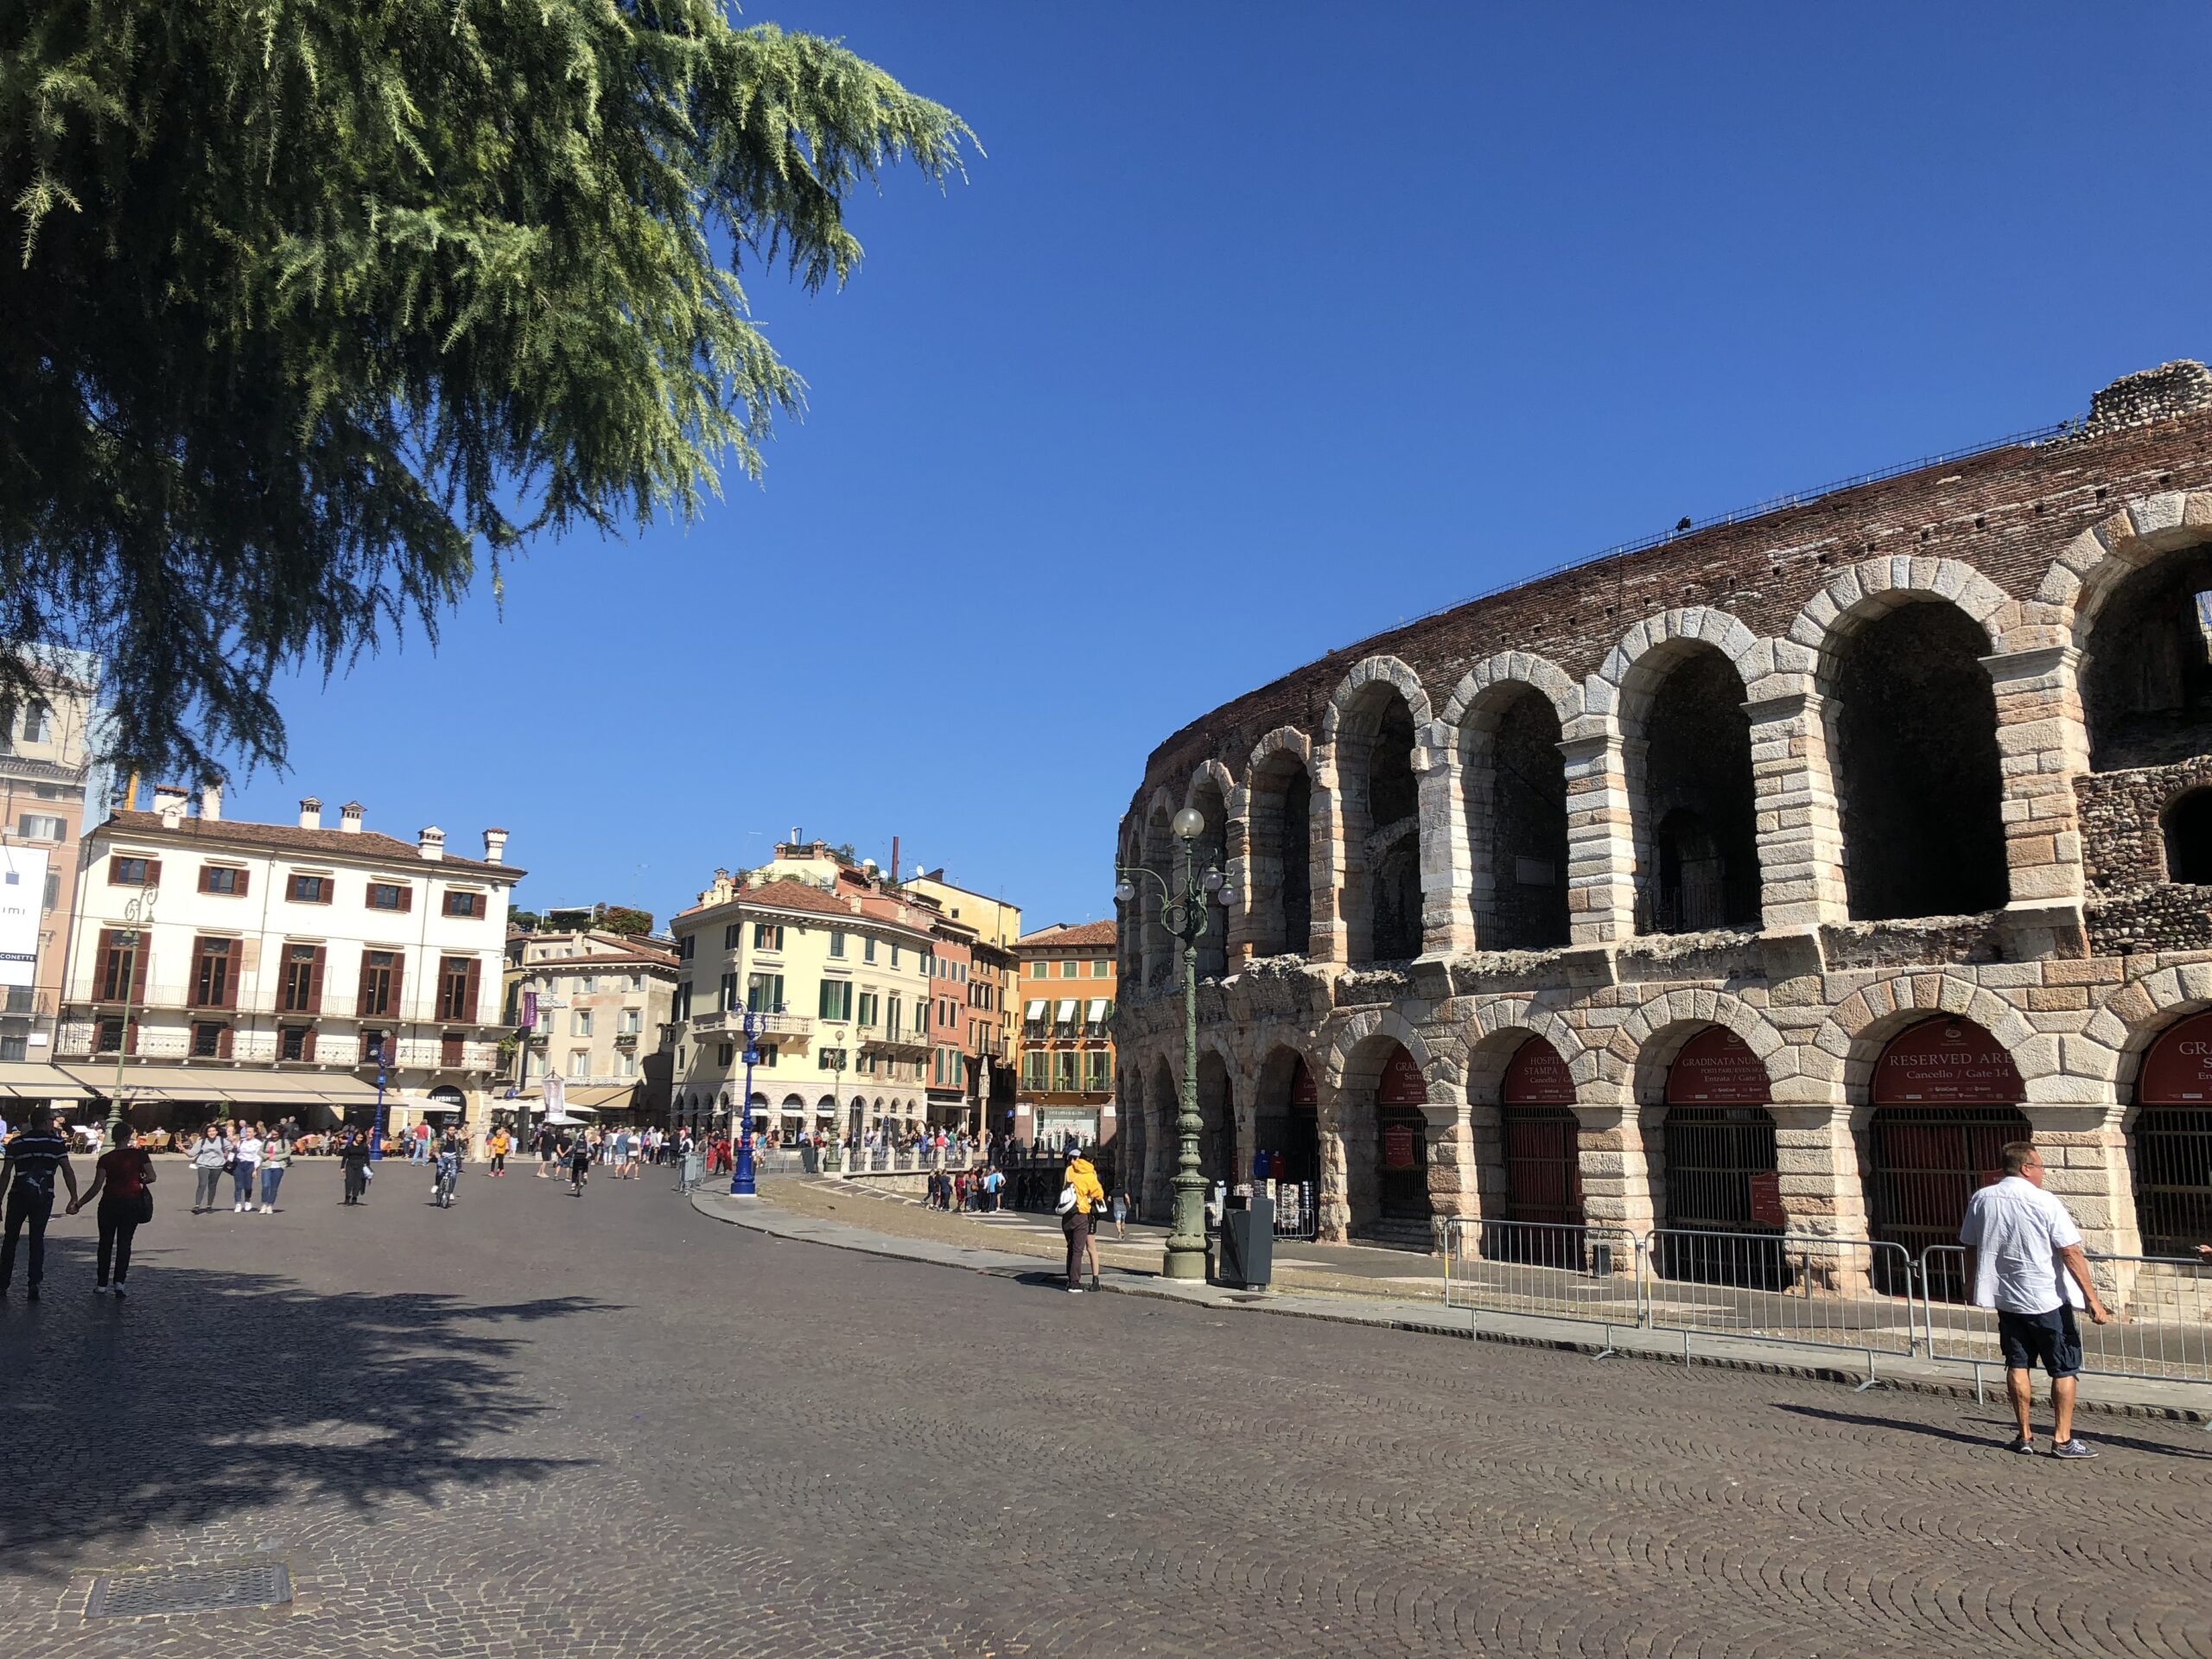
[433,1127,462,1206]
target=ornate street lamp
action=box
[1116,805,1238,1281]
[103,883,156,1146]
[730,1006,761,1197]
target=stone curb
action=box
[685,1187,2212,1427]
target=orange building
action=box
[1010,919,1117,1145]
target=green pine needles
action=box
[0,1,971,777]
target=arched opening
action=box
[1195,1050,1236,1188]
[1863,1016,2029,1298]
[2082,543,2212,771]
[1252,1048,1320,1239]
[2132,1011,2212,1256]
[779,1092,805,1141]
[1189,775,1230,980]
[1631,645,1760,934]
[2164,788,2212,884]
[1337,685,1425,963]
[1117,825,1145,982]
[1485,1035,1582,1264]
[1831,601,2008,920]
[1141,804,1175,988]
[1365,1042,1432,1238]
[1652,1026,1783,1287]
[1464,684,1570,951]
[1147,1058,1178,1217]
[1246,752,1313,958]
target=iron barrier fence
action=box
[1916,1247,2212,1387]
[1642,1230,1919,1383]
[1442,1219,1646,1353]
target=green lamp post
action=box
[1116,805,1237,1282]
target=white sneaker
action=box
[233,1202,245,1212]
[258,1205,271,1214]
[1066,1286,1084,1294]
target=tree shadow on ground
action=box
[0,1238,611,1569]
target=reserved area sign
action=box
[1872,1017,2024,1104]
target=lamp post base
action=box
[1161,1238,1208,1281]
[730,1144,757,1197]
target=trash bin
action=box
[1216,1192,1275,1290]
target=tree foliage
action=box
[0,1,969,778]
[597,904,654,937]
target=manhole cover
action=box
[86,1562,292,1618]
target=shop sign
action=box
[1501,1036,1574,1105]
[1290,1058,1318,1109]
[1747,1169,1785,1227]
[1666,1026,1772,1106]
[2138,1011,2212,1104]
[1872,1018,2024,1105]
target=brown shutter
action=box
[125,1017,139,1055]
[301,1027,317,1064]
[389,955,406,1021]
[217,1025,233,1058]
[233,869,250,898]
[398,885,413,913]
[198,866,215,894]
[308,947,326,1014]
[354,956,374,1017]
[144,859,162,887]
[464,957,482,1022]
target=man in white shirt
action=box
[1958,1141,2112,1458]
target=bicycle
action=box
[433,1155,459,1209]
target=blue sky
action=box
[217,3,2212,931]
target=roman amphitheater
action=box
[1114,360,2212,1271]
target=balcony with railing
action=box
[73,984,509,1027]
[690,1008,813,1040]
[55,1021,500,1073]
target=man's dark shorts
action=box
[1997,1304,2083,1379]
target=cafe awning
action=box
[0,1060,89,1101]
[58,1065,386,1108]
[1023,1000,1046,1022]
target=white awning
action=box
[0,1061,90,1101]
[1023,1000,1046,1021]
[1055,1000,1077,1022]
[1085,999,1109,1021]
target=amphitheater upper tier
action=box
[1110,359,2212,1256]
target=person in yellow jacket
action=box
[1058,1147,1107,1294]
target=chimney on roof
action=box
[200,785,221,822]
[299,797,322,830]
[417,825,446,861]
[483,827,508,865]
[151,784,188,828]
[340,801,364,834]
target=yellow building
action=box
[1011,919,1118,1146]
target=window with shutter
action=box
[199,865,248,896]
[281,944,325,1013]
[110,855,160,887]
[94,928,147,1001]
[191,937,235,1007]
[441,1031,465,1069]
[367,881,411,912]
[435,956,480,1021]
[442,890,482,918]
[357,950,399,1018]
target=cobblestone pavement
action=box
[3,1160,2209,1658]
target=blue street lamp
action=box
[730,1006,761,1196]
[369,1035,395,1160]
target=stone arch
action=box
[1116,817,1146,981]
[1320,659,1431,963]
[1440,651,1584,733]
[2086,961,2212,1103]
[1241,726,1317,960]
[1458,995,1602,1103]
[1325,1011,1455,1244]
[1144,1052,1180,1217]
[1604,988,1793,1107]
[1809,971,2073,1107]
[1140,787,1178,990]
[1588,606,1762,717]
[1786,556,2016,684]
[2037,489,2212,644]
[1319,654,1435,743]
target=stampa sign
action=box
[0,846,46,988]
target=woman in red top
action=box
[67,1122,154,1295]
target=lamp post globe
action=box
[1171,805,1205,841]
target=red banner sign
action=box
[1872,1017,2024,1105]
[1747,1169,1785,1227]
[1666,1026,1772,1106]
[1377,1045,1427,1108]
[1381,1122,1419,1170]
[2139,1011,2212,1104]
[1290,1057,1318,1109]
[1501,1037,1574,1105]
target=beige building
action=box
[54,786,519,1136]
[906,870,1021,1133]
[667,842,942,1141]
[0,652,110,1090]
[503,927,678,1125]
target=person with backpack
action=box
[1057,1146,1106,1294]
[189,1124,230,1213]
[67,1121,155,1294]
